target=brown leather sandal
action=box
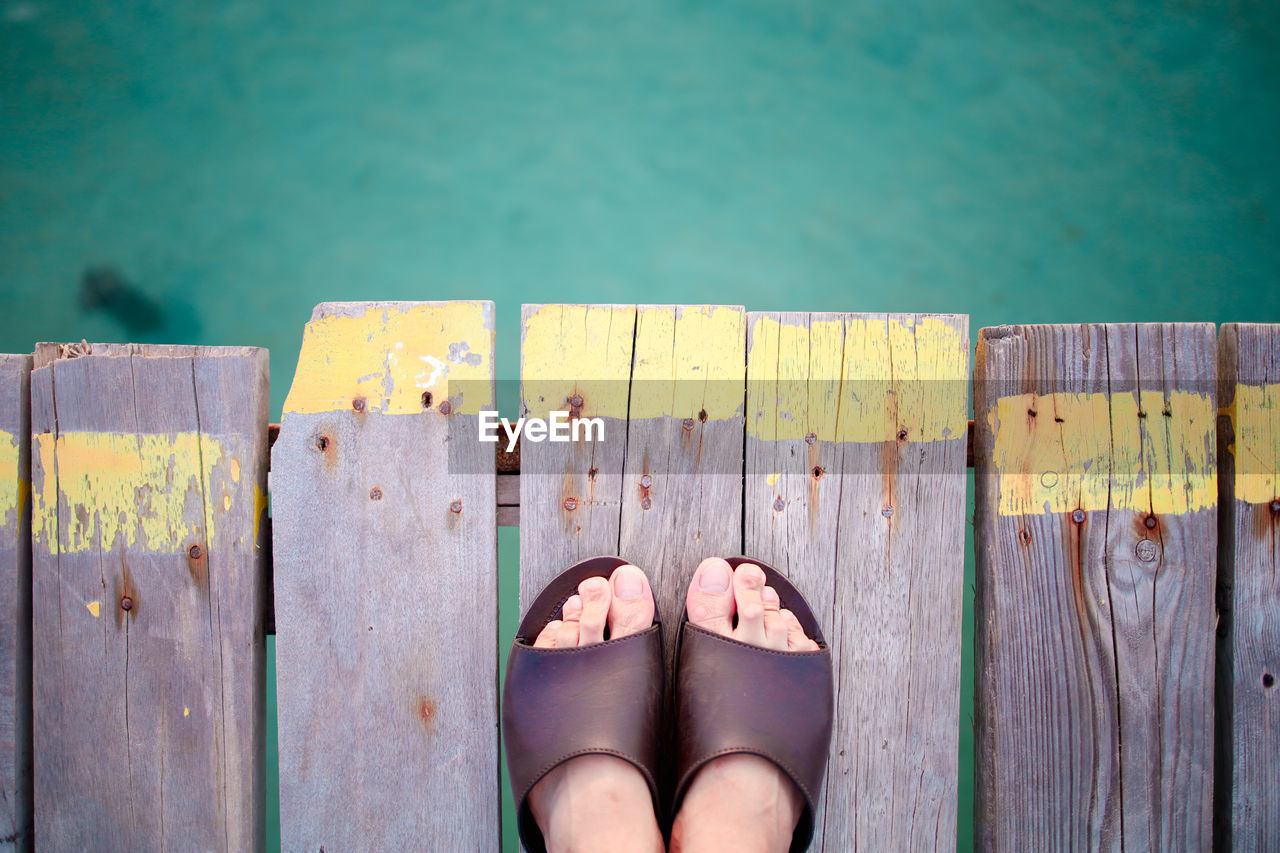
[671,556,834,853]
[502,555,664,853]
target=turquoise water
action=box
[3,1,1277,849]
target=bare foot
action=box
[525,565,664,853]
[670,558,820,853]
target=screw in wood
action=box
[773,497,785,512]
[1071,509,1085,524]
[449,499,462,513]
[563,497,578,511]
[438,400,452,415]
[568,394,584,408]
[682,418,695,430]
[804,433,817,445]
[188,544,203,560]
[1144,515,1157,529]
[120,596,134,612]
[640,474,653,489]
[1135,539,1159,562]
[352,397,366,413]
[882,505,895,518]
[369,487,383,501]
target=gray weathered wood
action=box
[272,301,498,850]
[974,323,1216,851]
[518,304,636,607]
[29,342,268,851]
[745,313,969,851]
[1216,323,1280,852]
[0,355,32,851]
[618,305,746,668]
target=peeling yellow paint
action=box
[747,315,968,442]
[766,473,780,487]
[223,494,232,511]
[86,601,100,618]
[522,304,637,420]
[284,302,494,416]
[31,431,226,553]
[184,707,190,717]
[230,458,241,483]
[629,305,745,420]
[1232,382,1278,504]
[0,429,18,521]
[989,390,1216,516]
[252,482,268,547]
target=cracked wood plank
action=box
[0,355,32,851]
[518,304,636,606]
[744,313,969,851]
[1216,323,1280,851]
[974,323,1216,851]
[272,302,498,850]
[28,343,268,851]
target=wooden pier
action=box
[0,306,1276,851]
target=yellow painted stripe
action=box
[0,429,19,523]
[746,315,968,442]
[630,305,745,420]
[1233,382,1279,504]
[522,304,636,420]
[989,390,1216,516]
[284,302,494,416]
[31,431,230,553]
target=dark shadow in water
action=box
[79,264,202,342]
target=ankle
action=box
[670,755,803,853]
[530,756,663,853]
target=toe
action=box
[577,576,611,645]
[686,557,736,637]
[762,588,788,649]
[537,620,563,648]
[732,563,767,646]
[782,609,820,651]
[556,598,581,647]
[607,564,655,639]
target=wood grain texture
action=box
[974,323,1216,852]
[518,304,636,607]
[272,302,498,851]
[617,305,746,669]
[745,313,969,852]
[28,343,268,852]
[1216,323,1280,852]
[0,355,32,851]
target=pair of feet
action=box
[526,557,821,853]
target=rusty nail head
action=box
[641,496,652,510]
[682,417,695,430]
[120,596,134,612]
[640,474,653,489]
[188,544,203,560]
[421,391,433,409]
[882,505,894,518]
[563,497,578,511]
[897,429,908,441]
[698,409,707,422]
[1271,499,1280,514]
[569,394,584,408]
[773,497,785,512]
[1071,509,1085,524]
[1019,529,1031,543]
[352,397,366,413]
[1136,539,1159,562]
[438,400,452,415]
[449,499,462,513]
[369,487,383,501]
[804,432,817,445]
[1144,515,1157,529]
[315,435,329,451]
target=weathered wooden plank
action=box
[518,304,635,607]
[1217,323,1280,852]
[618,305,746,664]
[974,323,1216,851]
[29,343,268,851]
[745,313,969,851]
[0,355,32,851]
[272,301,498,850]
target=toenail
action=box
[614,569,644,600]
[699,562,730,593]
[583,577,608,597]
